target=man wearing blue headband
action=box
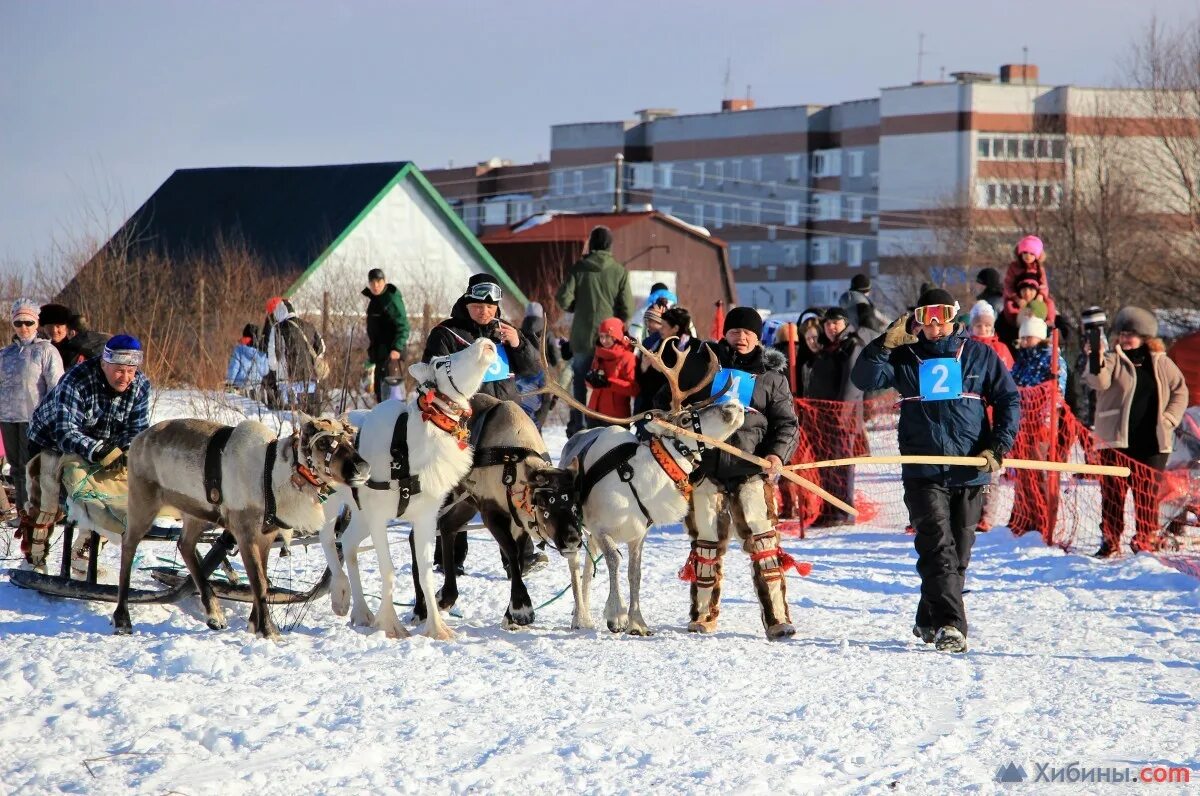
[28,334,151,467]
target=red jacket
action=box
[1002,259,1057,324]
[972,334,1014,370]
[588,340,639,417]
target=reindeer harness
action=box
[363,385,471,516]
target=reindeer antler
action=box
[520,327,643,426]
[634,337,723,413]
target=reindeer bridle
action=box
[417,385,472,450]
[290,424,353,502]
[472,445,578,542]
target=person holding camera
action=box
[422,274,541,575]
[1084,306,1188,557]
[585,317,639,424]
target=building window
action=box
[784,244,798,266]
[977,180,1062,208]
[630,162,654,189]
[552,171,563,195]
[811,239,827,264]
[1071,146,1087,168]
[573,170,583,194]
[766,265,777,280]
[696,161,706,186]
[785,155,802,182]
[846,195,864,222]
[658,163,673,189]
[749,201,762,225]
[784,200,802,227]
[846,239,863,267]
[977,138,991,159]
[812,149,842,177]
[730,159,742,183]
[693,203,705,226]
[731,245,741,269]
[750,246,760,267]
[603,167,615,192]
[751,157,763,182]
[713,203,723,228]
[815,193,841,221]
[483,200,507,227]
[847,150,865,177]
[713,161,724,186]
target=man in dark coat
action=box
[38,303,73,365]
[852,287,1020,653]
[363,268,410,403]
[975,268,1005,319]
[422,274,542,574]
[660,306,801,639]
[838,274,888,335]
[58,313,111,370]
[556,226,634,436]
[803,307,865,526]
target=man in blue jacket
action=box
[851,288,1020,653]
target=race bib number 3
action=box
[482,346,512,383]
[918,358,963,401]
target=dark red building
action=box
[480,211,735,337]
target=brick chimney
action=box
[721,98,755,112]
[999,64,1039,84]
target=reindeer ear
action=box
[408,361,433,385]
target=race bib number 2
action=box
[918,358,963,401]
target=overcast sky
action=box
[2,0,1196,277]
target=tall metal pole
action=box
[613,152,625,213]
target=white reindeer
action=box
[550,342,745,635]
[319,338,495,640]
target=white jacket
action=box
[0,337,64,422]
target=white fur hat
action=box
[969,300,996,324]
[1019,315,1048,340]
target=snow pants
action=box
[903,480,984,637]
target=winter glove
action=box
[882,313,918,349]
[978,449,1004,473]
[584,369,610,389]
[558,339,573,362]
[91,441,123,468]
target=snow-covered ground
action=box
[1,396,1198,794]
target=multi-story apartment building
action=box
[427,62,1195,314]
[425,157,549,235]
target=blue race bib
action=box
[918,358,963,401]
[711,368,756,406]
[482,346,511,383]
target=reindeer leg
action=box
[344,514,374,627]
[320,504,352,617]
[483,511,532,628]
[571,532,597,630]
[180,516,226,630]
[437,528,460,612]
[113,480,158,635]
[242,526,281,640]
[599,533,628,633]
[626,531,652,636]
[412,509,454,640]
[407,529,427,622]
[368,505,408,640]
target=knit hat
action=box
[916,287,955,308]
[968,300,995,324]
[1016,235,1044,258]
[823,306,849,323]
[1081,306,1107,329]
[1016,276,1040,292]
[597,317,626,339]
[273,299,295,324]
[102,334,144,367]
[588,225,613,252]
[643,306,663,327]
[1019,316,1048,341]
[1026,298,1048,320]
[975,267,1001,290]
[265,296,283,316]
[524,301,544,319]
[1112,306,1158,338]
[850,274,871,292]
[11,298,38,324]
[723,306,763,338]
[39,303,71,326]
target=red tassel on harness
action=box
[678,551,698,583]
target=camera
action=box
[584,368,609,388]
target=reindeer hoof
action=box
[112,611,132,635]
[766,623,796,640]
[424,623,456,641]
[606,616,629,633]
[329,578,351,616]
[349,604,375,627]
[571,616,595,631]
[206,616,228,631]
[687,620,718,634]
[505,606,534,627]
[627,625,654,637]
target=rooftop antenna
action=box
[746,83,752,100]
[1022,44,1029,82]
[723,56,732,98]
[917,32,927,81]
[939,66,946,81]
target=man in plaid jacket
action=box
[28,334,150,464]
[22,335,150,570]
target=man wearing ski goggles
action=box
[851,287,1020,654]
[466,282,503,304]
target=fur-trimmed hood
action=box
[761,347,788,374]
